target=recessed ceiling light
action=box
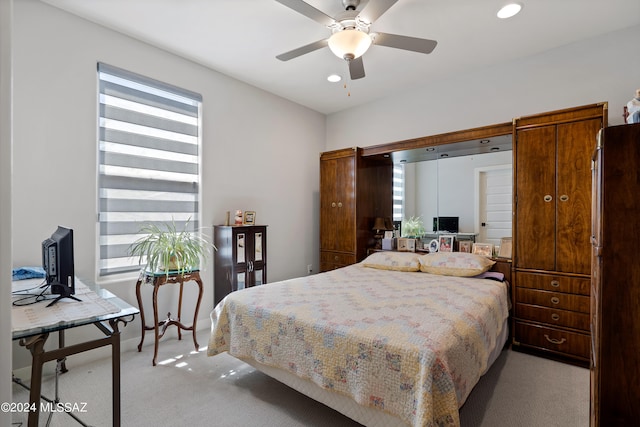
[497,3,522,19]
[327,74,342,83]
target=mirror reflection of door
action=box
[475,166,512,245]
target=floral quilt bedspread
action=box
[208,263,510,427]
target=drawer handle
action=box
[551,296,560,305]
[543,195,553,202]
[337,202,343,208]
[544,334,566,345]
[559,194,569,202]
[551,313,560,321]
[334,256,339,261]
[331,202,337,208]
[550,280,560,287]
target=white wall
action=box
[326,24,640,149]
[11,0,325,369]
[1,0,14,422]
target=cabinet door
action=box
[515,125,556,270]
[320,155,356,253]
[556,118,600,274]
[251,228,267,286]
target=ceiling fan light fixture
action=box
[328,29,372,60]
[497,3,523,19]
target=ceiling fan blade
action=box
[274,0,335,26]
[348,56,365,80]
[358,0,398,23]
[276,39,329,61]
[373,32,437,54]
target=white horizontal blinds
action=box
[393,164,404,221]
[98,63,202,276]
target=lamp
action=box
[372,217,389,249]
[328,29,372,61]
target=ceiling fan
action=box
[275,0,437,80]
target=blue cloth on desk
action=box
[12,266,46,281]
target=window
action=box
[97,63,202,276]
[392,163,404,222]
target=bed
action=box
[208,251,510,426]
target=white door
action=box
[475,166,512,247]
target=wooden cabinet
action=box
[319,148,392,272]
[590,123,640,426]
[213,225,267,305]
[512,103,606,364]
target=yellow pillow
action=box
[418,252,495,277]
[361,251,421,272]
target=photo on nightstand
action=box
[472,243,493,257]
[397,238,416,252]
[458,240,472,253]
[498,237,512,258]
[438,235,454,252]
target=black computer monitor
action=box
[433,217,459,233]
[42,226,80,306]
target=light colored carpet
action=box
[12,334,589,427]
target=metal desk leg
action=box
[109,319,122,427]
[21,333,49,427]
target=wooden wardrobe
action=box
[319,148,392,272]
[512,103,607,365]
[590,123,640,426]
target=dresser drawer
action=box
[516,288,590,313]
[516,303,590,331]
[516,272,590,295]
[515,321,590,360]
[320,251,356,271]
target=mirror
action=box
[393,134,513,251]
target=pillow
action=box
[361,251,421,272]
[418,252,495,277]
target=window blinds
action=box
[392,164,404,221]
[97,63,202,276]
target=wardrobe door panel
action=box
[556,119,600,274]
[516,125,556,271]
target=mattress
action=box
[209,262,510,426]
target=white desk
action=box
[12,278,138,427]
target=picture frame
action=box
[243,211,256,226]
[498,237,513,259]
[458,240,472,253]
[438,235,454,252]
[472,242,494,257]
[428,239,440,253]
[397,238,416,252]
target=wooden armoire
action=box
[319,148,392,272]
[590,123,640,426]
[512,103,607,365]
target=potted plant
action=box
[401,216,426,238]
[128,218,213,275]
